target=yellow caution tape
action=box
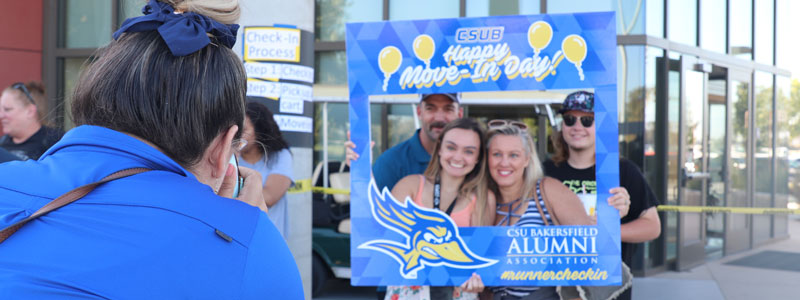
[287,178,312,194]
[287,178,350,195]
[657,205,800,215]
[311,186,350,195]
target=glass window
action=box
[617,0,646,35]
[387,104,416,148]
[776,0,791,68]
[316,0,383,41]
[61,57,90,129]
[667,0,697,46]
[546,0,612,13]
[618,46,646,167]
[389,0,459,20]
[699,0,726,53]
[625,46,664,271]
[729,0,753,59]
[63,0,112,48]
[313,102,385,170]
[370,103,384,159]
[466,0,539,17]
[643,47,663,189]
[548,0,644,35]
[753,71,773,242]
[729,75,749,242]
[774,76,791,236]
[754,72,773,196]
[313,102,349,165]
[315,51,347,85]
[646,0,664,37]
[118,0,144,26]
[754,0,774,64]
[666,52,681,262]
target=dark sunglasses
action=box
[562,114,594,127]
[11,82,35,105]
[488,119,528,131]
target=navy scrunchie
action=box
[112,0,239,56]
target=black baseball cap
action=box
[558,91,594,114]
[419,93,460,103]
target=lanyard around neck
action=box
[434,176,458,216]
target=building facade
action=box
[0,0,797,295]
[310,0,798,276]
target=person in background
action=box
[0,81,63,160]
[0,0,303,298]
[239,100,294,239]
[544,91,661,300]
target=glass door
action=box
[676,56,710,270]
[725,69,752,255]
[705,66,728,260]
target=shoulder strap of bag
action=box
[536,177,562,226]
[532,179,550,226]
[0,168,151,244]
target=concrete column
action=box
[234,1,314,299]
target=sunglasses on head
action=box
[11,82,35,105]
[562,114,594,127]
[488,119,528,131]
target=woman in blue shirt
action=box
[0,0,303,299]
[239,100,294,239]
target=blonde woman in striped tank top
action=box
[485,120,594,300]
[388,118,497,300]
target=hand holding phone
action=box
[229,154,244,198]
[219,155,266,213]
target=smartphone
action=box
[229,154,244,197]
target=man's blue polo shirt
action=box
[372,129,431,191]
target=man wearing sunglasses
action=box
[543,91,661,300]
[0,82,63,160]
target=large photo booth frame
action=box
[346,12,620,286]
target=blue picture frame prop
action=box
[346,12,620,286]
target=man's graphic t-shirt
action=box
[560,178,597,216]
[543,158,659,269]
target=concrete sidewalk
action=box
[633,216,800,300]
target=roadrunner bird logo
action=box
[359,179,498,279]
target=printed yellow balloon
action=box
[527,21,553,54]
[413,34,435,66]
[378,46,402,91]
[562,34,587,80]
[562,34,587,64]
[378,46,402,75]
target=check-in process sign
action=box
[243,27,301,62]
[242,26,313,134]
[347,12,621,287]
